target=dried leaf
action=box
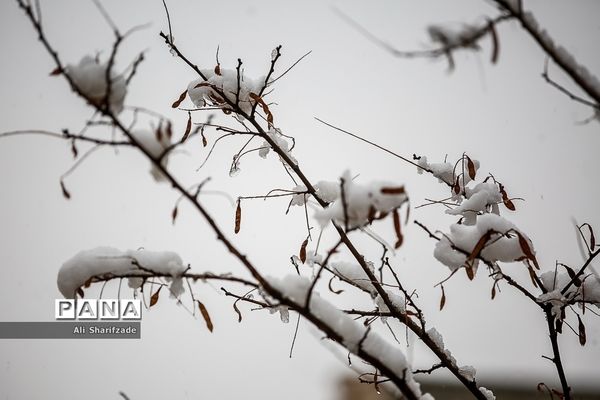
[155,122,163,142]
[467,231,492,266]
[182,111,192,142]
[171,206,178,225]
[249,92,274,126]
[392,209,403,249]
[563,265,582,287]
[444,50,455,72]
[439,285,446,310]
[503,198,516,211]
[197,300,214,332]
[527,265,539,288]
[499,183,516,211]
[491,284,496,300]
[214,64,221,76]
[49,67,62,76]
[77,287,84,298]
[233,301,243,322]
[536,383,555,398]
[171,89,187,108]
[577,314,586,346]
[465,265,475,280]
[453,176,461,195]
[299,238,308,263]
[165,120,173,140]
[381,186,405,195]
[367,205,377,224]
[71,140,78,159]
[201,130,208,147]
[489,21,500,64]
[517,232,539,269]
[83,278,93,288]
[234,200,241,234]
[466,156,476,180]
[582,223,596,250]
[149,286,162,307]
[60,180,71,200]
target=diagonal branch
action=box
[492,0,600,108]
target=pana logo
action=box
[55,299,142,320]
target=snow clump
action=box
[66,55,127,114]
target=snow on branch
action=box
[492,0,600,108]
[187,67,265,116]
[433,214,536,275]
[314,170,408,231]
[65,55,127,114]
[57,247,187,298]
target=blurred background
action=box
[0,0,599,399]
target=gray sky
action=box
[1,0,599,399]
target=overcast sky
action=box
[0,1,599,399]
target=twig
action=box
[289,312,301,358]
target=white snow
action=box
[331,261,377,296]
[417,155,480,189]
[288,180,340,208]
[269,305,290,323]
[426,327,456,366]
[258,128,297,165]
[417,156,454,185]
[57,247,187,298]
[66,55,126,114]
[374,292,406,322]
[446,182,502,220]
[433,214,535,273]
[539,271,600,314]
[187,67,264,116]
[479,386,496,400]
[537,289,568,319]
[459,365,476,382]
[290,185,308,206]
[130,128,172,182]
[314,171,408,229]
[315,180,341,203]
[267,274,428,397]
